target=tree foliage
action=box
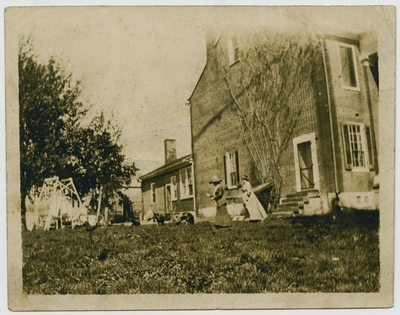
[73,111,138,216]
[216,29,322,207]
[19,40,137,216]
[19,39,87,208]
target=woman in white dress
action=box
[241,175,268,222]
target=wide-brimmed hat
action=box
[241,174,249,181]
[209,175,222,184]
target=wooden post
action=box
[91,189,95,214]
[105,206,109,228]
[96,184,103,222]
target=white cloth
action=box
[242,181,267,221]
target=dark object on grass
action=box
[153,213,165,225]
[132,218,141,226]
[98,249,109,261]
[180,212,195,225]
[84,221,97,232]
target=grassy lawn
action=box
[22,210,379,294]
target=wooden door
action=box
[297,141,315,190]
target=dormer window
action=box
[228,35,239,66]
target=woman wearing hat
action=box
[241,174,268,222]
[206,175,232,228]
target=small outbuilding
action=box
[139,140,195,220]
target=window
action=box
[180,167,193,199]
[171,176,177,201]
[150,182,156,204]
[228,36,239,65]
[224,151,240,188]
[342,123,372,171]
[338,44,359,90]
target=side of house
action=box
[189,27,379,218]
[189,29,253,219]
[140,140,195,217]
[320,31,379,211]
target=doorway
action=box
[165,184,172,212]
[293,133,320,192]
[297,141,314,189]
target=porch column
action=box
[361,57,379,174]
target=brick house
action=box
[139,140,195,217]
[188,27,378,218]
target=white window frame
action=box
[228,35,239,66]
[337,43,360,91]
[292,132,320,192]
[342,122,370,172]
[225,151,239,189]
[165,183,172,212]
[150,182,156,204]
[170,176,177,201]
[180,167,193,199]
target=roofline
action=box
[187,26,226,102]
[213,27,224,47]
[139,154,193,181]
[187,61,207,102]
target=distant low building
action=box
[139,140,195,217]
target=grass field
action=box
[22,210,379,294]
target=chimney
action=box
[164,139,177,164]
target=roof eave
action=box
[139,154,193,181]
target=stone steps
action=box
[280,197,304,204]
[271,190,320,215]
[285,189,319,198]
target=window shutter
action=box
[223,154,227,186]
[365,126,374,170]
[342,124,352,170]
[235,150,240,185]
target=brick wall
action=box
[324,37,378,193]
[279,80,319,198]
[191,29,323,214]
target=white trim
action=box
[336,43,360,91]
[170,176,177,201]
[342,122,370,173]
[150,182,156,205]
[179,166,193,199]
[225,151,239,189]
[191,161,196,213]
[293,132,320,192]
[228,35,239,66]
[165,183,172,212]
[180,196,194,201]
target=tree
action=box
[19,39,87,215]
[19,40,137,227]
[73,111,138,220]
[216,29,321,208]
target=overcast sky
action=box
[13,6,391,174]
[16,7,212,174]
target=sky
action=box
[16,7,211,174]
[13,6,389,175]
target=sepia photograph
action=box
[4,4,396,312]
